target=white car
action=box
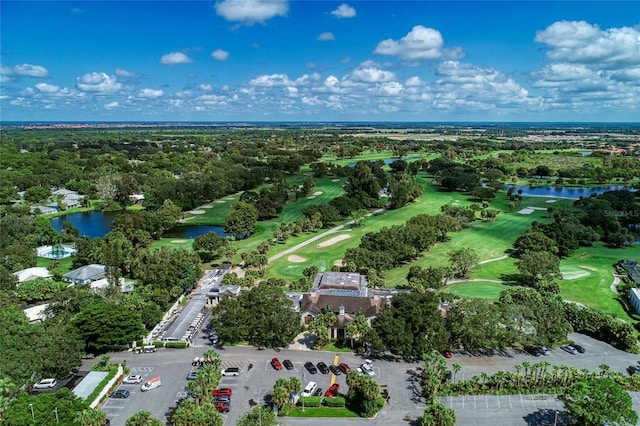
[360,363,375,376]
[33,378,57,389]
[123,374,142,384]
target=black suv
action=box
[304,362,317,374]
[628,365,640,375]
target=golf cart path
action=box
[267,209,384,264]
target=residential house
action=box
[64,264,106,285]
[13,267,52,284]
[620,259,640,285]
[630,288,640,316]
[90,277,134,293]
[23,303,49,323]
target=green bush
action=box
[165,341,189,349]
[152,341,165,348]
[297,396,322,407]
[323,396,346,407]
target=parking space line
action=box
[473,395,477,409]
[509,394,513,408]
[496,395,500,409]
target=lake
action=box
[51,211,227,239]
[506,185,636,199]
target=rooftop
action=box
[312,272,368,297]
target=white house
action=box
[13,267,52,284]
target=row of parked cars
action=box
[270,357,376,377]
[525,344,586,357]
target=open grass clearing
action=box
[441,281,510,301]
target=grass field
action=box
[285,407,359,418]
[441,281,510,301]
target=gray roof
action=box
[312,272,368,297]
[72,371,109,400]
[64,264,106,281]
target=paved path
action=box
[611,274,621,294]
[267,209,384,264]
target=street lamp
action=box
[28,403,34,420]
[554,410,559,426]
[54,407,58,423]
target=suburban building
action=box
[620,259,640,286]
[23,303,49,323]
[63,264,106,285]
[90,277,134,293]
[13,267,52,283]
[630,288,640,315]
[294,272,390,340]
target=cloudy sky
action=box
[1,1,639,122]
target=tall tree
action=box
[236,405,277,426]
[447,248,479,278]
[224,202,259,239]
[559,378,638,426]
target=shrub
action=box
[84,364,119,404]
[323,396,346,407]
[296,396,321,407]
[152,341,165,348]
[165,341,189,349]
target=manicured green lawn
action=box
[441,282,510,301]
[321,342,353,353]
[285,407,359,418]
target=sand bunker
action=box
[562,269,592,280]
[318,234,351,248]
[333,259,345,267]
[171,239,188,244]
[518,208,535,215]
[313,191,323,196]
[201,205,213,208]
[307,196,316,199]
[224,197,235,201]
[332,179,340,182]
[288,255,306,263]
[214,200,226,204]
[545,199,557,203]
[189,209,206,214]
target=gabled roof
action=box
[300,294,384,318]
[64,264,106,281]
[14,267,52,283]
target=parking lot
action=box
[92,332,640,425]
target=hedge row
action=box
[85,365,119,405]
[296,396,322,407]
[323,396,346,407]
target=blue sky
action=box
[1,1,639,122]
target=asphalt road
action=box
[89,332,640,426]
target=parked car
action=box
[317,362,330,374]
[313,388,323,397]
[186,371,198,380]
[324,383,340,397]
[33,378,57,389]
[212,396,231,403]
[572,344,586,353]
[213,388,232,397]
[561,345,578,355]
[304,362,317,374]
[283,359,293,370]
[329,365,342,375]
[628,365,640,375]
[123,375,142,384]
[538,345,551,356]
[339,363,350,374]
[301,381,318,397]
[140,376,161,391]
[222,367,240,376]
[271,358,283,371]
[111,389,130,399]
[360,363,375,376]
[524,346,541,357]
[215,401,230,413]
[441,350,453,358]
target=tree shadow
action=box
[499,273,523,285]
[523,408,571,426]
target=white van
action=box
[301,381,318,397]
[140,376,161,391]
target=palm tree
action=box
[0,377,15,397]
[272,386,289,408]
[287,377,302,395]
[75,409,107,426]
[452,363,462,384]
[125,410,162,426]
[599,363,610,377]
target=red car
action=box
[339,363,350,374]
[324,383,340,397]
[271,357,282,370]
[441,350,453,358]
[213,388,232,397]
[215,401,230,413]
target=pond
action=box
[506,185,636,199]
[51,211,227,239]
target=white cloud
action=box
[215,0,288,25]
[160,51,193,65]
[331,3,356,19]
[138,88,163,98]
[351,63,396,83]
[405,76,423,87]
[211,49,229,61]
[35,83,61,93]
[13,64,49,77]
[76,72,122,93]
[199,84,213,91]
[249,73,294,87]
[374,25,450,61]
[535,21,640,69]
[317,32,335,41]
[104,101,120,109]
[115,68,137,78]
